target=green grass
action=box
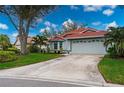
[0,53,62,70]
[98,55,124,84]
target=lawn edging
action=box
[98,57,110,83]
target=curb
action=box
[0,75,105,87]
[0,75,123,87]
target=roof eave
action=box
[65,35,105,40]
[50,40,64,42]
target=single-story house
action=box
[49,28,107,54]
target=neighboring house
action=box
[14,36,33,50]
[14,36,47,50]
[49,28,107,54]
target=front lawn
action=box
[0,53,61,70]
[98,55,124,84]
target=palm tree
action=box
[104,27,124,57]
[32,35,48,52]
[0,34,10,50]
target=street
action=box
[0,78,83,87]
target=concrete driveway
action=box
[0,55,106,86]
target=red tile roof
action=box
[49,35,64,41]
[50,28,107,41]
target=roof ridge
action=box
[50,28,107,41]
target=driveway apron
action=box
[0,55,105,86]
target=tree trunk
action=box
[18,17,29,55]
[19,35,28,55]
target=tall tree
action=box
[42,29,51,38]
[62,19,77,32]
[0,5,57,55]
[62,19,87,33]
[0,34,10,50]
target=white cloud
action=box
[105,21,118,29]
[54,28,58,32]
[36,18,43,23]
[51,24,57,28]
[44,21,57,28]
[70,5,79,10]
[40,26,51,33]
[83,5,103,12]
[46,26,50,31]
[68,19,74,24]
[44,21,51,27]
[103,9,114,16]
[0,23,8,30]
[62,19,76,31]
[92,21,101,26]
[109,5,117,9]
[63,19,74,27]
[12,32,18,37]
[40,28,45,33]
[41,21,58,33]
[10,38,16,44]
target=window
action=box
[101,40,104,42]
[96,39,99,42]
[54,42,58,49]
[80,40,83,43]
[76,41,79,43]
[59,42,63,49]
[92,40,95,42]
[88,40,91,43]
[73,41,76,43]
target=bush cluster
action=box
[28,45,40,53]
[107,46,124,58]
[0,51,17,63]
[7,47,20,54]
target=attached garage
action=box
[49,28,107,55]
[71,38,106,54]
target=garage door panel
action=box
[71,40,106,54]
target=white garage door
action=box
[71,38,106,54]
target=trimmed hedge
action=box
[7,47,20,54]
[0,51,17,63]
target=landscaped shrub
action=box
[28,45,40,53]
[0,51,17,63]
[7,47,20,54]
[107,46,117,58]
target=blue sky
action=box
[0,5,124,43]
